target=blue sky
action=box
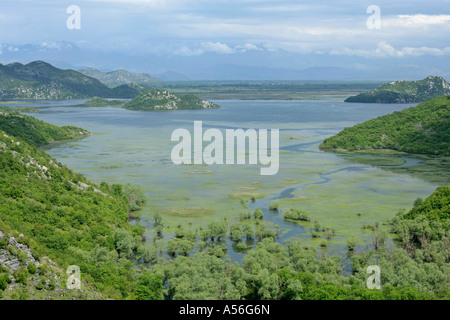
[1,0,449,80]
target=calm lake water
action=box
[8,99,443,264]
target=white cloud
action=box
[235,43,260,52]
[88,0,168,4]
[177,46,204,56]
[384,14,450,27]
[174,42,260,56]
[201,41,234,54]
[41,41,61,50]
[331,41,450,58]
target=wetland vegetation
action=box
[0,93,448,300]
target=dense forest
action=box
[320,96,450,155]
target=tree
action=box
[242,224,255,239]
[114,229,136,258]
[371,230,387,250]
[253,208,263,219]
[230,224,244,242]
[168,238,194,257]
[27,263,36,275]
[134,272,163,300]
[175,226,185,239]
[123,183,146,211]
[0,274,8,291]
[207,221,228,240]
[153,213,163,226]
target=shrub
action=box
[269,202,279,211]
[0,238,7,250]
[0,274,8,291]
[253,208,264,219]
[27,263,36,275]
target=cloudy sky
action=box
[0,0,449,80]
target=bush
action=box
[14,269,28,285]
[35,279,46,290]
[0,238,7,250]
[27,263,36,275]
[253,208,263,219]
[0,274,8,291]
[38,265,46,276]
[236,241,247,250]
[283,209,310,221]
[269,202,279,211]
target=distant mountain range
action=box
[0,61,143,100]
[345,76,450,103]
[79,68,192,84]
[2,41,450,81]
[189,64,371,81]
[79,68,164,88]
[154,71,191,81]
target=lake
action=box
[8,99,444,262]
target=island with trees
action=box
[123,88,220,111]
[84,97,125,107]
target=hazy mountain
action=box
[189,64,370,81]
[154,71,191,81]
[79,67,163,87]
[2,42,450,81]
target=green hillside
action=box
[0,108,90,147]
[0,61,141,100]
[403,185,450,221]
[123,89,220,111]
[320,96,450,155]
[345,76,450,103]
[0,127,150,299]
